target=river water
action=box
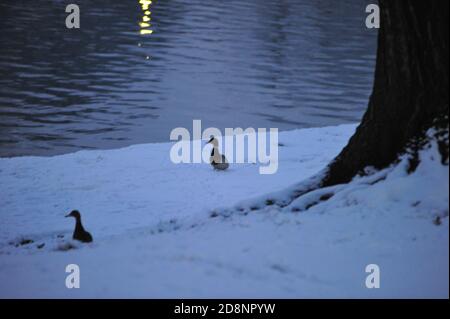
[0,0,377,157]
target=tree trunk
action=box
[322,0,449,187]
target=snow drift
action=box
[0,124,448,298]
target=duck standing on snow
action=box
[207,136,229,170]
[65,210,93,243]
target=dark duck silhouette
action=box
[207,136,229,170]
[65,210,93,243]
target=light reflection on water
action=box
[139,0,153,35]
[0,0,377,157]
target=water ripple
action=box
[0,0,377,157]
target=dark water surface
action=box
[0,0,377,157]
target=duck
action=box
[206,136,229,170]
[65,210,93,243]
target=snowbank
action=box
[0,124,448,298]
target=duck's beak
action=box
[65,213,70,218]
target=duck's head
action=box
[206,136,219,147]
[65,210,81,219]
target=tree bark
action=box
[322,0,449,187]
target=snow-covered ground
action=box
[0,124,448,298]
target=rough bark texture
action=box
[322,0,449,187]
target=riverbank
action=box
[0,124,448,298]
